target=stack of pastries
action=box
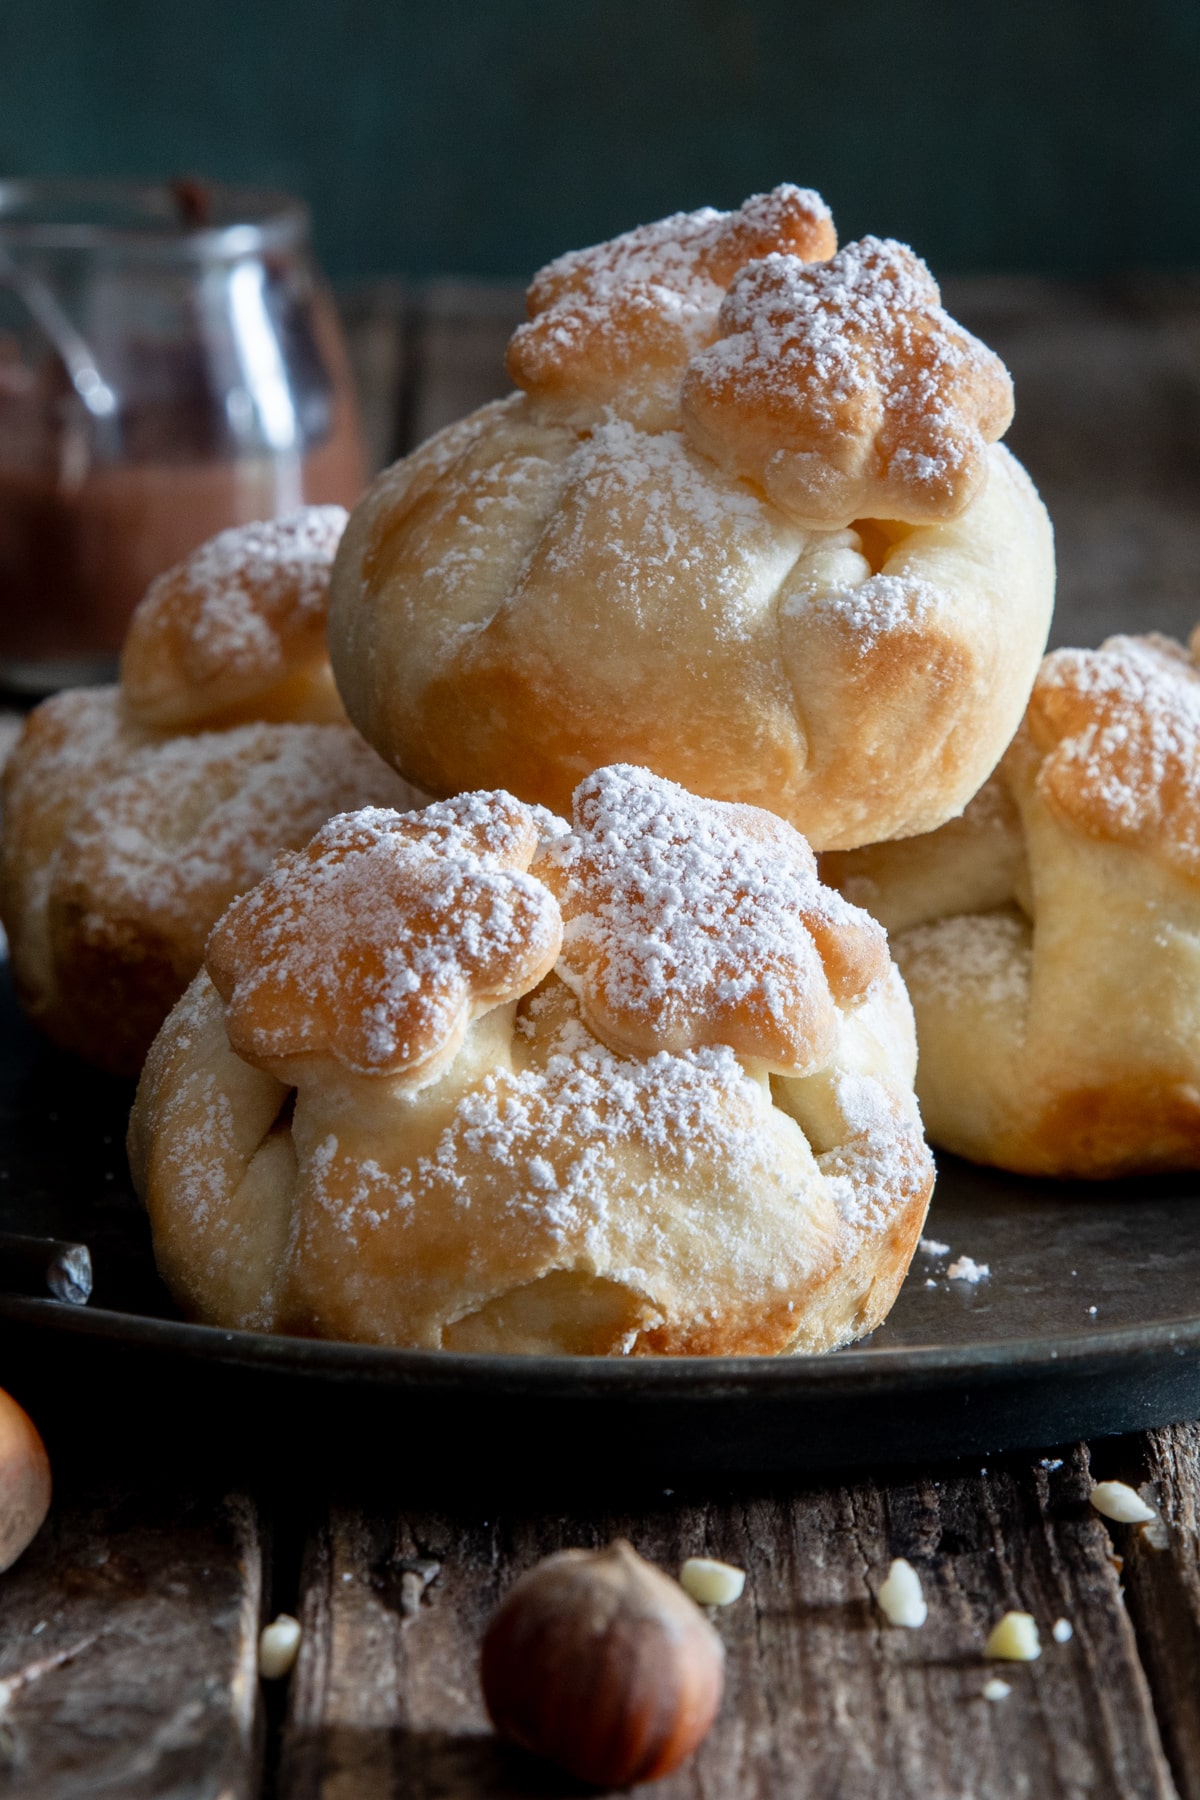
[19,177,1177,1357]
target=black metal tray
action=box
[2,959,1199,1475]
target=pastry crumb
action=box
[983,1676,1012,1701]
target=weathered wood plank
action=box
[278,1447,1176,1800]
[338,278,412,476]
[1115,1424,1200,1800]
[0,1480,264,1800]
[405,279,524,448]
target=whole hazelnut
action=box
[481,1538,724,1786]
[0,1387,51,1572]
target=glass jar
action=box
[0,178,366,691]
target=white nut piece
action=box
[876,1558,927,1628]
[1052,1617,1074,1644]
[259,1613,303,1680]
[984,1611,1041,1661]
[982,1676,1012,1701]
[1089,1480,1157,1524]
[679,1556,746,1607]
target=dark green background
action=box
[1,0,1196,281]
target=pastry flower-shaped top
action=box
[206,792,563,1082]
[507,184,836,426]
[681,237,1013,528]
[1023,632,1200,882]
[204,768,893,1092]
[121,507,349,729]
[536,765,887,1073]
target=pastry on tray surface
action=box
[128,766,934,1356]
[822,630,1200,1178]
[0,510,424,1077]
[328,185,1055,852]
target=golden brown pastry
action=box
[0,511,424,1076]
[329,188,1054,850]
[823,630,1200,1177]
[129,766,934,1355]
[120,507,350,729]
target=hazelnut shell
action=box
[0,1387,51,1572]
[481,1538,724,1785]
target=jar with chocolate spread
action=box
[0,179,365,691]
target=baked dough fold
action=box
[823,631,1200,1176]
[130,767,934,1355]
[329,189,1053,850]
[0,512,423,1075]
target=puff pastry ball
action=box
[0,510,423,1076]
[329,186,1054,851]
[823,630,1200,1177]
[128,766,935,1356]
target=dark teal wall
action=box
[1,0,1196,281]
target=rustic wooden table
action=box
[2,275,1200,1800]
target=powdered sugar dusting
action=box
[132,506,347,689]
[1,687,156,992]
[542,419,797,639]
[4,686,140,806]
[207,795,563,1078]
[682,236,1012,522]
[60,722,420,966]
[390,789,541,868]
[526,205,728,346]
[418,450,567,599]
[509,185,835,411]
[706,239,946,405]
[947,1254,990,1283]
[546,763,885,1069]
[310,997,800,1259]
[1033,634,1200,876]
[896,909,1031,1014]
[159,1068,241,1230]
[800,573,940,648]
[816,1072,929,1232]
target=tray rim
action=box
[5,1289,1200,1396]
